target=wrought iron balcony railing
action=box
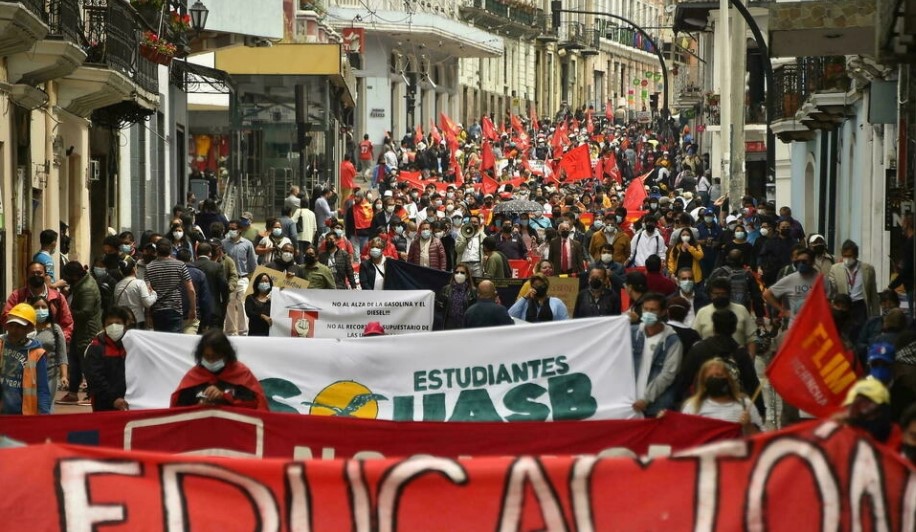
[82,0,158,95]
[21,0,49,22]
[48,0,82,43]
[773,56,849,121]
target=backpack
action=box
[294,209,304,234]
[711,266,750,307]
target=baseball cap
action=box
[842,377,890,406]
[808,233,825,244]
[725,215,738,225]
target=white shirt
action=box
[678,290,697,327]
[292,208,317,242]
[371,257,386,291]
[629,230,667,267]
[682,397,763,427]
[462,233,482,263]
[846,263,864,302]
[258,236,293,265]
[636,331,663,399]
[114,275,158,324]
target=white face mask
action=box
[105,323,125,342]
[272,228,283,237]
[201,358,225,373]
[681,234,692,243]
[600,253,613,263]
[172,230,184,241]
[227,230,239,240]
[759,228,770,237]
[454,273,467,284]
[369,248,382,259]
[281,252,295,263]
[844,257,857,268]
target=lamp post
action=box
[552,5,669,113]
[189,0,209,33]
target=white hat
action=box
[683,191,694,200]
[383,190,393,197]
[808,233,826,244]
[725,215,738,224]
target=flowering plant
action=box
[141,30,177,56]
[169,11,192,32]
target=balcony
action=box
[58,0,157,122]
[459,0,545,39]
[559,22,587,50]
[0,0,49,56]
[602,25,658,56]
[7,0,87,85]
[771,57,854,142]
[769,0,875,58]
[579,27,600,56]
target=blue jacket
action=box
[631,324,682,414]
[508,297,569,321]
[0,335,50,415]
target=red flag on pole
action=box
[481,116,498,141]
[414,124,423,145]
[510,114,525,137]
[430,124,442,145]
[593,156,604,181]
[551,121,567,148]
[440,113,457,137]
[606,151,622,185]
[586,109,594,135]
[480,141,495,171]
[558,144,592,181]
[766,275,860,417]
[605,100,613,120]
[482,175,499,196]
[451,156,464,187]
[529,104,539,132]
[622,173,649,223]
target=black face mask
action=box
[849,405,894,442]
[559,230,570,239]
[726,258,742,267]
[28,275,45,288]
[502,226,512,233]
[589,278,604,290]
[534,285,548,297]
[712,296,731,309]
[645,225,656,233]
[304,255,317,265]
[780,228,791,237]
[103,253,120,269]
[705,377,730,397]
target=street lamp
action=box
[189,0,209,33]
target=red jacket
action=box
[2,286,74,342]
[407,238,447,271]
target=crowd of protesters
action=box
[0,101,914,466]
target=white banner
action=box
[268,288,434,338]
[124,317,638,421]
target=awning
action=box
[171,60,234,94]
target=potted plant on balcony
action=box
[140,30,177,66]
[168,11,192,33]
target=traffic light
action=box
[551,1,561,31]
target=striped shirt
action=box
[145,258,190,312]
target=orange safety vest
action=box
[0,338,46,415]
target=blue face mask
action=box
[36,308,50,323]
[641,311,659,326]
[201,358,225,373]
[796,263,813,275]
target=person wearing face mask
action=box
[627,215,667,268]
[293,243,336,289]
[757,220,797,287]
[671,267,707,327]
[114,256,158,331]
[407,221,447,271]
[434,264,478,330]
[806,234,835,276]
[0,303,50,414]
[828,239,879,340]
[170,329,268,410]
[221,221,257,337]
[319,233,357,289]
[835,378,896,444]
[857,290,905,362]
[495,220,528,260]
[29,296,68,410]
[257,220,292,266]
[83,306,133,412]
[764,247,820,327]
[667,228,704,283]
[718,223,755,269]
[709,248,766,325]
[681,358,762,435]
[359,238,388,290]
[168,220,196,261]
[508,273,569,322]
[589,214,630,264]
[372,197,399,234]
[267,243,299,275]
[549,222,586,276]
[456,214,486,278]
[630,293,683,416]
[695,208,722,278]
[3,262,75,344]
[573,268,621,318]
[244,273,273,337]
[55,262,103,405]
[693,277,759,359]
[434,221,457,271]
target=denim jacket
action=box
[631,324,683,412]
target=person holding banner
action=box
[244,273,273,337]
[83,306,133,412]
[509,274,569,322]
[170,329,267,411]
[435,264,477,330]
[681,358,762,435]
[630,293,682,416]
[360,238,388,290]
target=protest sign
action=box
[0,407,740,459]
[243,265,309,296]
[3,421,912,530]
[124,316,638,420]
[268,288,434,338]
[549,276,581,316]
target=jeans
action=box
[224,277,249,335]
[151,308,183,333]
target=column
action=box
[717,0,732,198]
[391,78,405,140]
[44,83,61,245]
[729,12,747,200]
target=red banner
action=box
[767,275,860,417]
[623,174,648,223]
[508,259,532,279]
[480,140,495,171]
[481,116,497,141]
[558,144,592,181]
[2,421,913,529]
[0,407,738,459]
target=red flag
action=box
[766,275,860,417]
[623,174,649,223]
[451,157,464,187]
[593,156,604,181]
[606,151,622,185]
[571,117,580,132]
[529,105,539,132]
[605,100,613,120]
[510,114,525,137]
[414,124,423,145]
[482,175,499,196]
[499,120,506,137]
[551,121,567,148]
[586,109,594,135]
[480,141,495,171]
[558,144,591,181]
[430,124,442,145]
[440,113,457,137]
[481,116,497,141]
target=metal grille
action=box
[48,0,82,42]
[772,64,799,120]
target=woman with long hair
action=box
[435,263,477,330]
[29,295,68,408]
[667,227,705,282]
[681,358,762,435]
[245,272,273,337]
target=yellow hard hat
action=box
[7,303,37,327]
